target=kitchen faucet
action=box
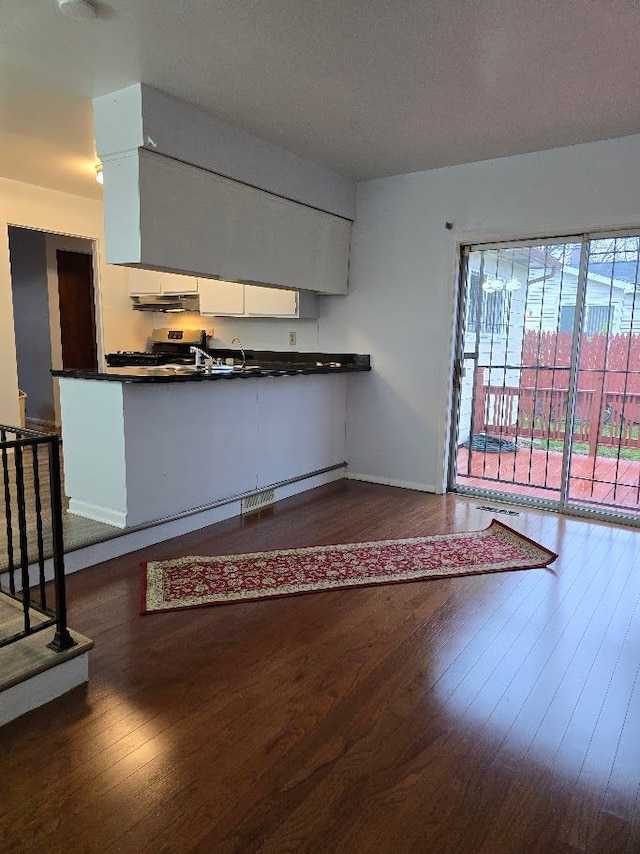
[231,337,246,370]
[190,345,215,368]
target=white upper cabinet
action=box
[244,286,318,318]
[127,268,162,294]
[199,281,318,319]
[161,272,199,294]
[198,280,245,316]
[219,180,351,294]
[127,269,198,295]
[103,151,351,295]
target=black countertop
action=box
[52,351,371,384]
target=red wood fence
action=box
[474,374,640,456]
[472,332,640,456]
[521,331,640,393]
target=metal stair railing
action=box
[0,424,74,652]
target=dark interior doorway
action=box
[57,250,98,372]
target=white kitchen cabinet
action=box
[220,177,351,295]
[244,285,318,318]
[161,272,199,294]
[127,268,199,295]
[199,281,318,318]
[127,268,162,295]
[198,279,245,316]
[105,150,351,295]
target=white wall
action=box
[320,133,640,493]
[9,228,53,425]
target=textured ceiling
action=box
[3,0,640,199]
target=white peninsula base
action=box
[58,374,348,529]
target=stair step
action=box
[0,592,93,695]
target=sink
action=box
[199,364,234,374]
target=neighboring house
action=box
[525,265,629,335]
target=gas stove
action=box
[105,351,195,367]
[105,328,210,367]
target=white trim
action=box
[346,472,439,493]
[67,499,127,528]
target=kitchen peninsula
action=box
[52,353,370,530]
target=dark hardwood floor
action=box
[1,480,639,853]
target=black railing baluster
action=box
[46,437,74,652]
[32,444,47,608]
[1,427,16,596]
[0,424,74,652]
[14,441,31,635]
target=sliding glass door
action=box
[566,236,640,513]
[451,232,640,522]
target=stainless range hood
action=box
[131,294,200,312]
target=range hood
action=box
[131,294,200,312]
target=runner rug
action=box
[140,519,556,615]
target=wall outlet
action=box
[288,331,297,346]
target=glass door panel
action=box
[567,236,640,514]
[454,241,581,502]
[453,233,640,522]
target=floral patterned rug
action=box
[140,520,556,614]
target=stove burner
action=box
[105,351,195,367]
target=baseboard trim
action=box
[345,472,439,493]
[67,499,127,528]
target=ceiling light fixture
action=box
[57,0,98,20]
[95,164,103,184]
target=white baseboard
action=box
[0,653,89,728]
[345,472,439,493]
[67,499,127,528]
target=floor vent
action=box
[242,489,276,514]
[476,504,520,516]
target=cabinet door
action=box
[220,180,267,285]
[312,214,351,295]
[260,194,318,291]
[245,286,298,316]
[160,272,199,294]
[127,268,162,294]
[198,280,245,315]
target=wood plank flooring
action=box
[1,480,639,854]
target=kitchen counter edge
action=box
[51,363,371,383]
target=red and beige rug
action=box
[140,519,556,614]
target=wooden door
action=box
[57,250,98,371]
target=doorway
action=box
[9,228,98,430]
[450,233,640,522]
[57,250,98,372]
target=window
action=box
[559,305,575,333]
[559,304,614,335]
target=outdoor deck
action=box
[456,444,640,513]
